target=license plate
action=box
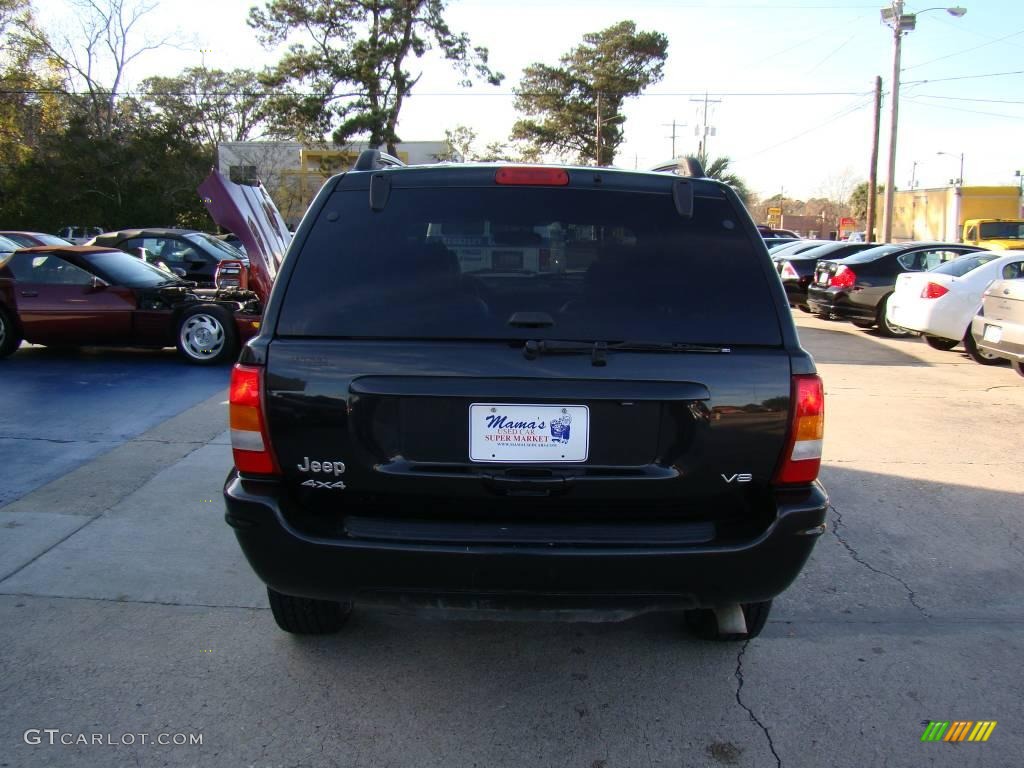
[983,325,1003,343]
[469,404,589,463]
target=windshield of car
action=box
[87,250,182,287]
[930,253,997,277]
[979,222,1024,240]
[280,185,782,346]
[0,235,19,253]
[186,232,246,260]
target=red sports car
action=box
[0,246,262,364]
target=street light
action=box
[936,151,964,185]
[879,2,967,243]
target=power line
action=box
[902,97,1024,121]
[903,27,1024,71]
[0,87,877,97]
[902,69,1024,84]
[740,93,873,159]
[913,94,1024,105]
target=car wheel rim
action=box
[884,313,907,336]
[180,314,225,360]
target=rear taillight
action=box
[780,261,799,280]
[921,282,949,299]
[829,265,856,289]
[773,374,824,485]
[229,364,280,475]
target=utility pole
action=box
[880,2,904,243]
[595,92,602,167]
[866,75,881,243]
[879,3,966,243]
[689,91,721,162]
[663,120,686,158]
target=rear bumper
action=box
[971,315,1024,362]
[782,280,810,307]
[807,289,876,321]
[886,296,966,340]
[223,471,829,609]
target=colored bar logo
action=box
[921,721,996,742]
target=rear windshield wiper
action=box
[523,339,730,366]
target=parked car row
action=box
[776,235,1024,375]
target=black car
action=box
[223,151,828,640]
[773,241,882,311]
[757,225,800,238]
[89,228,248,286]
[807,242,983,336]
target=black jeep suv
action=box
[223,152,828,640]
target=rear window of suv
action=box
[279,185,782,346]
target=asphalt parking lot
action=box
[1,314,1022,768]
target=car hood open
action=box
[198,170,290,302]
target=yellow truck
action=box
[962,218,1024,250]
[889,185,1022,243]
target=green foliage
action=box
[850,182,883,221]
[436,124,477,161]
[249,0,503,150]
[511,20,668,165]
[141,68,269,154]
[1,99,212,232]
[0,1,211,232]
[697,154,751,206]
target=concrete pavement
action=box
[0,316,1022,768]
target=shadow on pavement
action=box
[796,323,929,367]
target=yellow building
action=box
[887,185,1021,242]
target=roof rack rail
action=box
[649,157,707,178]
[353,149,407,171]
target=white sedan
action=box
[887,251,1024,361]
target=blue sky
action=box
[34,0,1024,200]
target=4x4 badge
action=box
[301,479,346,490]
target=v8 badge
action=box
[301,479,346,490]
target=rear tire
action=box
[924,335,958,351]
[267,587,352,634]
[797,304,812,313]
[685,600,772,641]
[877,295,912,337]
[1012,360,1024,378]
[963,330,1004,366]
[0,305,21,359]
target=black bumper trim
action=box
[224,472,829,608]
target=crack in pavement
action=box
[0,515,100,584]
[734,640,782,768]
[829,503,930,618]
